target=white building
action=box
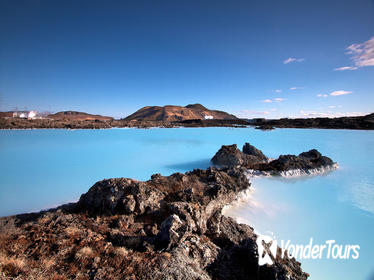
[204,115,214,120]
[28,111,37,119]
[12,111,37,119]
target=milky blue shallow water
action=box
[0,128,373,279]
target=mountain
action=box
[124,104,237,121]
[48,111,113,121]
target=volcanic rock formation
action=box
[211,143,336,175]
[0,167,308,279]
[0,143,336,279]
[124,104,238,122]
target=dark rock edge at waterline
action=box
[211,143,337,176]
[2,112,374,129]
[0,144,336,279]
[0,117,249,129]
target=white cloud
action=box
[330,90,352,96]
[262,99,273,103]
[283,57,305,64]
[284,58,296,64]
[345,36,374,68]
[327,105,343,109]
[334,66,358,71]
[299,110,366,118]
[290,87,303,90]
[274,89,282,93]
[262,98,286,103]
[236,110,270,118]
[317,91,352,98]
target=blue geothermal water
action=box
[0,127,373,279]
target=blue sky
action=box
[0,0,373,119]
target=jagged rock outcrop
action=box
[212,143,336,175]
[211,143,269,168]
[243,142,268,161]
[259,149,335,172]
[78,178,165,216]
[211,144,246,168]
[0,166,309,279]
[75,167,308,279]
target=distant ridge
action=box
[48,111,113,121]
[249,113,374,130]
[124,104,237,121]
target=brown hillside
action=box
[124,104,237,121]
[0,112,13,118]
[48,111,113,121]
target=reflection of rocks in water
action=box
[255,125,275,130]
[165,159,211,171]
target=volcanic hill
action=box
[124,104,237,122]
[48,111,114,121]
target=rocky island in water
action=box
[0,143,337,279]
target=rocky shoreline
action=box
[0,144,336,279]
[0,118,249,129]
[211,143,337,176]
[249,113,374,130]
[2,112,374,130]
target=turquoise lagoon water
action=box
[0,128,373,279]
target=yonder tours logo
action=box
[257,234,360,266]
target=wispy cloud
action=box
[336,36,374,70]
[235,110,270,118]
[262,99,273,103]
[346,36,374,67]
[274,89,282,93]
[290,87,303,90]
[317,91,352,98]
[283,57,305,64]
[299,110,366,118]
[334,66,358,71]
[327,105,342,109]
[262,98,285,103]
[330,90,352,96]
